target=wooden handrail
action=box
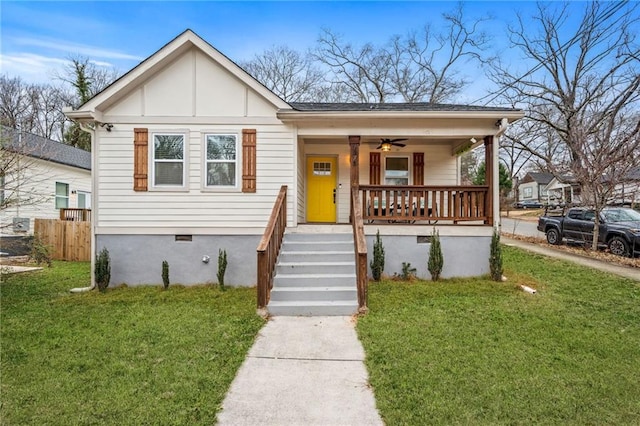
[257,185,287,309]
[60,208,91,222]
[359,185,490,224]
[351,187,368,312]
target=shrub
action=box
[427,228,443,281]
[370,230,385,281]
[95,247,111,292]
[490,229,503,281]
[162,260,170,289]
[401,262,417,280]
[217,249,227,291]
[29,234,52,267]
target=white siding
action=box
[95,124,295,231]
[1,157,91,235]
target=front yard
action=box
[1,263,264,425]
[357,246,640,425]
[2,245,639,425]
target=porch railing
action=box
[351,187,368,312]
[359,185,490,224]
[257,185,287,309]
[60,208,91,222]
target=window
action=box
[523,187,533,198]
[55,182,69,209]
[77,191,91,209]
[313,162,332,176]
[384,157,409,185]
[153,134,185,186]
[205,134,237,187]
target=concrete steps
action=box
[267,232,358,316]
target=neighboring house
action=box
[544,175,582,205]
[518,172,554,203]
[64,30,523,288]
[1,126,91,236]
[609,166,640,206]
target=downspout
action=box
[494,118,510,230]
[70,121,96,293]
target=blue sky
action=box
[0,1,594,103]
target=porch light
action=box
[380,142,392,151]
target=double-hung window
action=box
[384,157,410,185]
[205,134,237,188]
[55,182,69,209]
[153,133,185,187]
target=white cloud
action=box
[0,53,69,83]
[13,37,144,62]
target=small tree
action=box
[95,247,111,292]
[217,249,227,291]
[162,260,170,290]
[29,234,52,267]
[489,229,503,281]
[427,228,443,281]
[370,230,385,281]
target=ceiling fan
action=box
[377,138,407,151]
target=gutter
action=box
[277,110,525,122]
[69,121,97,293]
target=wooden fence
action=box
[34,219,91,261]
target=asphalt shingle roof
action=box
[1,126,91,171]
[289,102,521,112]
[526,172,555,185]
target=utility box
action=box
[12,217,30,233]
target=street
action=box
[500,216,546,240]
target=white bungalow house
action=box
[65,30,523,314]
[518,172,554,204]
[1,126,91,237]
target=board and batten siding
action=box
[95,125,295,232]
[93,44,296,233]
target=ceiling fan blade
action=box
[375,143,384,149]
[389,138,408,143]
[393,142,406,147]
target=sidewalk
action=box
[217,316,384,426]
[502,237,640,281]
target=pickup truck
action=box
[537,207,640,257]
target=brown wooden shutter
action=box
[242,129,257,193]
[133,128,148,191]
[413,152,424,185]
[369,152,381,184]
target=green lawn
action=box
[1,262,264,425]
[357,246,640,425]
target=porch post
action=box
[349,135,361,222]
[484,136,495,226]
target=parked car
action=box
[514,200,544,209]
[537,207,640,257]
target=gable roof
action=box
[66,29,289,121]
[1,126,91,171]
[523,172,554,185]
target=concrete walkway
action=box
[217,316,384,426]
[502,237,640,281]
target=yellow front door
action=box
[307,156,337,222]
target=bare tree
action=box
[241,46,328,102]
[0,75,71,143]
[314,29,395,102]
[314,4,491,103]
[490,1,640,251]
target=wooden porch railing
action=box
[257,185,287,309]
[60,208,91,221]
[351,187,368,312]
[359,185,490,224]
